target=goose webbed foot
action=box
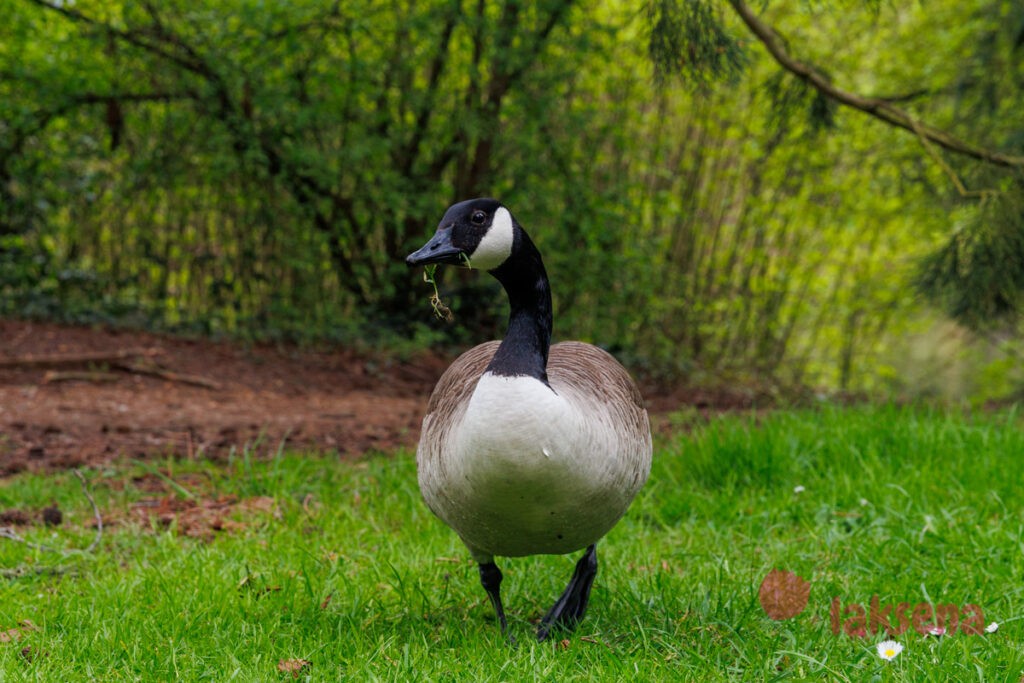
[479,561,514,643]
[537,544,598,642]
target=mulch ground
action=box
[0,319,759,477]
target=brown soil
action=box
[0,319,447,476]
[0,319,757,477]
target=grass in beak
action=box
[423,265,454,321]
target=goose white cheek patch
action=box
[468,207,514,270]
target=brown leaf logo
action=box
[758,569,810,620]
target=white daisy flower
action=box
[985,622,999,633]
[925,625,945,637]
[793,485,805,494]
[877,640,903,661]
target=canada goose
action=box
[405,198,652,641]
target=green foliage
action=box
[645,0,746,87]
[917,183,1024,329]
[905,0,1024,331]
[1,0,1022,396]
[1,408,1023,679]
[0,0,595,340]
[765,71,836,135]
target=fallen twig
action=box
[0,526,62,554]
[43,370,121,384]
[113,361,222,390]
[0,347,161,369]
[74,469,103,553]
[580,635,614,650]
[3,346,220,389]
[0,566,76,579]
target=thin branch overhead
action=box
[726,0,1024,170]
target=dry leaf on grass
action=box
[0,620,39,643]
[277,658,311,677]
[237,574,282,596]
[106,495,277,541]
[20,645,45,662]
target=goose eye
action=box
[470,211,486,225]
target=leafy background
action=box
[2,0,1023,401]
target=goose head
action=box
[406,198,516,272]
[407,198,552,379]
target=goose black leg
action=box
[479,561,509,636]
[537,544,598,642]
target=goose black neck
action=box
[486,232,552,383]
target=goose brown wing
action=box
[548,342,647,414]
[425,340,500,416]
[548,341,651,491]
[418,341,500,472]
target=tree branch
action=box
[502,0,574,92]
[907,117,998,199]
[397,0,461,176]
[726,0,1024,169]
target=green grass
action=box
[1,406,1023,681]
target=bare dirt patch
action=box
[0,319,754,477]
[0,320,444,475]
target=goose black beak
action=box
[405,226,465,267]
